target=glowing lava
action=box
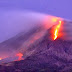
[16,53,23,61]
[54,21,61,40]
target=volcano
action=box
[0,25,72,72]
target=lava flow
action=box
[54,21,62,40]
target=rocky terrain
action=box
[0,26,72,72]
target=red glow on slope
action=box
[16,53,23,61]
[52,18,58,22]
[43,16,59,29]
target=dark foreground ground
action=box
[0,27,72,72]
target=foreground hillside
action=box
[0,26,72,72]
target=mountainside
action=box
[0,26,72,72]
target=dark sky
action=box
[0,0,72,42]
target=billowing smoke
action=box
[0,10,62,43]
[0,10,45,43]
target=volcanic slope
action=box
[0,26,72,72]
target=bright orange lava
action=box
[54,21,61,40]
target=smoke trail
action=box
[0,10,60,43]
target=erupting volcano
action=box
[0,16,72,72]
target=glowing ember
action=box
[16,53,23,61]
[54,21,61,40]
